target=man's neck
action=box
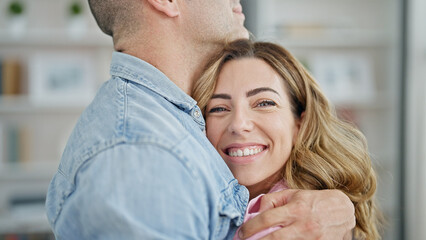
[114,34,220,95]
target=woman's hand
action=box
[238,189,355,240]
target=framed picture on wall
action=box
[28,51,96,106]
[309,52,375,105]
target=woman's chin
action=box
[233,174,261,188]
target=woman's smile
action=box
[222,143,268,164]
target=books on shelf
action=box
[0,58,23,96]
[0,54,96,107]
[0,124,32,168]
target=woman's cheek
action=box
[206,119,220,146]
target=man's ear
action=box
[146,0,179,17]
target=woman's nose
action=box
[227,108,254,135]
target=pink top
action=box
[234,181,288,240]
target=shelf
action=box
[272,28,392,48]
[319,90,393,111]
[0,161,58,182]
[278,37,389,49]
[332,99,392,111]
[0,96,88,114]
[0,29,112,47]
[0,205,51,234]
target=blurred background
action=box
[0,0,424,239]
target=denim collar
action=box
[110,51,198,112]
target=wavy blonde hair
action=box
[192,39,381,240]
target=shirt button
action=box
[193,110,201,118]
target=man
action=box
[46,0,355,239]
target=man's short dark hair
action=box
[88,0,140,37]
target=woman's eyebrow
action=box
[247,87,279,97]
[211,93,231,99]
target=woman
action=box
[193,39,380,239]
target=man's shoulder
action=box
[81,77,191,148]
[124,84,189,139]
[58,77,194,178]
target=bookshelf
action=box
[242,0,402,240]
[0,0,111,237]
[0,0,403,238]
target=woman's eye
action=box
[257,100,276,107]
[208,107,228,113]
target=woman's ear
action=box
[295,111,305,128]
[292,111,305,145]
[299,111,305,126]
[146,0,179,17]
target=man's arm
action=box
[238,189,355,240]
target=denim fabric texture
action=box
[45,52,249,239]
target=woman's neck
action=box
[246,172,283,200]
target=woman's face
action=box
[205,58,300,196]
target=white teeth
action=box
[244,148,250,156]
[237,149,243,157]
[228,147,264,157]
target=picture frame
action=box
[28,51,96,106]
[309,53,375,105]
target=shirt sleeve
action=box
[54,143,209,240]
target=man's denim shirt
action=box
[46,52,249,239]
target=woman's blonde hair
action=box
[192,39,381,240]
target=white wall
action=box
[405,0,426,238]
